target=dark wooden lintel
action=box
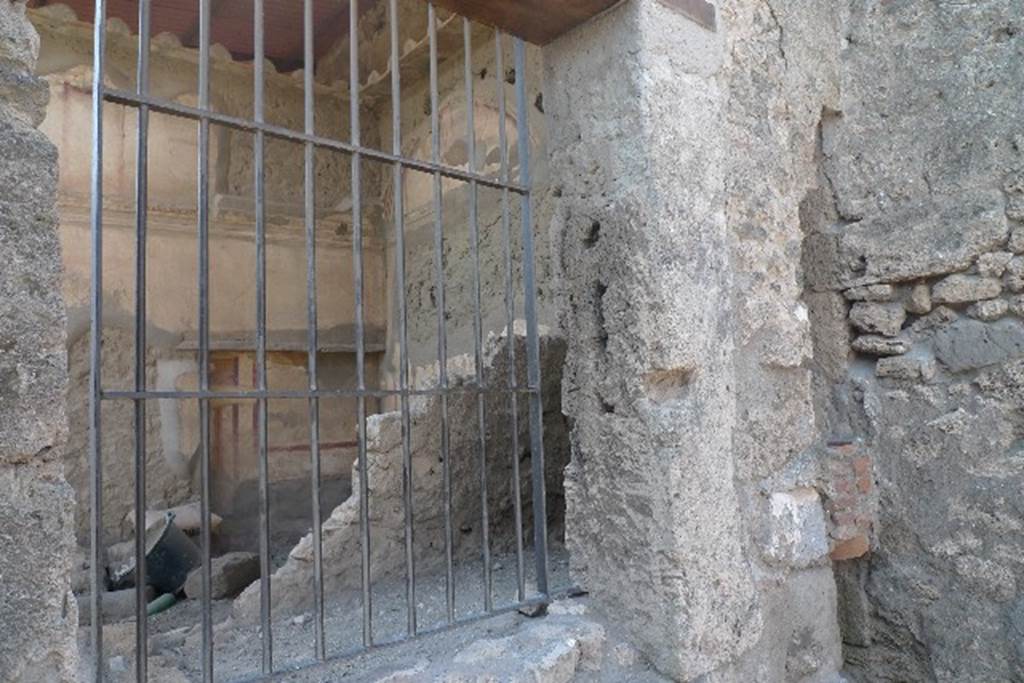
[427,0,623,45]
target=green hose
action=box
[146,592,177,616]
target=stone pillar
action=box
[0,2,77,681]
[546,0,848,679]
[544,2,760,679]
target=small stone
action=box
[1009,296,1024,317]
[1007,256,1024,278]
[184,552,260,600]
[1005,275,1024,293]
[106,16,131,35]
[209,43,233,62]
[763,488,829,569]
[911,305,958,334]
[932,274,1002,304]
[906,283,932,315]
[1009,229,1024,254]
[843,284,893,302]
[852,335,909,356]
[291,613,310,627]
[849,302,906,337]
[547,600,587,616]
[967,299,1008,321]
[977,252,1014,278]
[876,356,936,381]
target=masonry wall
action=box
[0,2,78,681]
[804,1,1024,680]
[546,1,846,680]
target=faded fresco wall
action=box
[322,0,556,399]
[29,4,388,550]
[804,1,1024,680]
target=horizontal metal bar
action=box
[231,586,577,683]
[102,89,528,195]
[100,386,539,400]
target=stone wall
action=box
[545,1,846,680]
[804,0,1024,680]
[0,2,77,681]
[234,332,569,621]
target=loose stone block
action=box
[977,252,1014,278]
[1009,296,1024,317]
[967,299,1008,322]
[1005,275,1024,293]
[763,489,830,569]
[843,284,893,302]
[851,335,909,356]
[185,552,259,600]
[931,274,1002,305]
[849,302,906,337]
[876,356,936,382]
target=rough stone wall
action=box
[803,1,1024,680]
[546,3,761,679]
[0,2,77,681]
[715,0,847,679]
[547,0,850,680]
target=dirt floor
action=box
[78,545,584,682]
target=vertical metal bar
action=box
[389,0,415,640]
[88,1,106,679]
[513,39,549,598]
[303,0,325,661]
[428,2,455,625]
[350,0,372,650]
[253,0,273,674]
[133,2,151,679]
[464,18,491,613]
[495,30,524,604]
[196,0,215,679]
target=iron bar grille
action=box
[86,0,549,679]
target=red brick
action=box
[831,534,870,561]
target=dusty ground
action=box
[75,545,669,682]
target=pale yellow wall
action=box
[29,5,392,539]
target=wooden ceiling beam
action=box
[426,0,623,45]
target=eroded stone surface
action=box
[850,335,909,356]
[810,2,1024,680]
[967,298,1008,322]
[0,3,76,681]
[931,274,1002,305]
[762,489,830,569]
[848,302,906,337]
